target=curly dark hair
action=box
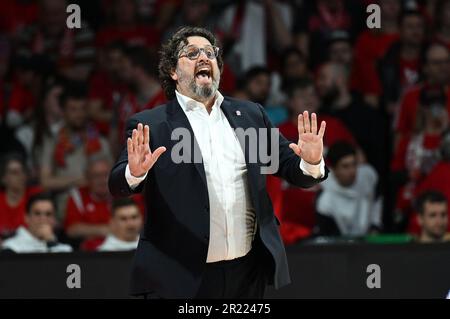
[158,26,224,100]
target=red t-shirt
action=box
[64,187,111,230]
[391,133,442,172]
[80,237,105,251]
[0,186,42,237]
[399,57,420,93]
[8,78,36,115]
[396,85,450,136]
[351,30,399,96]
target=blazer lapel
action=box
[221,98,265,219]
[166,99,207,187]
[220,99,255,165]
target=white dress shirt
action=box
[125,90,324,262]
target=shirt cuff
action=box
[300,158,325,179]
[125,164,147,189]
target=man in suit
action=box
[108,26,328,299]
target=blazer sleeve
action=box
[257,104,328,188]
[108,115,145,197]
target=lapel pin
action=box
[236,110,241,116]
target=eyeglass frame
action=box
[177,44,220,60]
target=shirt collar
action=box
[175,90,224,113]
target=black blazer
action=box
[108,97,328,298]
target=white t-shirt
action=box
[2,226,72,253]
[97,234,138,252]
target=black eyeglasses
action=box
[178,45,220,60]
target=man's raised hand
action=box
[289,111,326,165]
[128,123,166,177]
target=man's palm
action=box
[289,111,326,165]
[128,123,166,177]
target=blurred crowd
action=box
[0,0,450,253]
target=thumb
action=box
[142,147,166,170]
[289,143,302,156]
[152,146,167,161]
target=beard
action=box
[176,66,220,101]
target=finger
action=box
[289,143,302,157]
[303,111,310,133]
[297,113,304,138]
[137,123,143,145]
[127,137,134,154]
[132,129,138,149]
[311,112,317,135]
[144,125,150,146]
[318,120,326,139]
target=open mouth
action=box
[195,66,212,80]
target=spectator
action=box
[315,142,382,236]
[378,10,427,115]
[272,78,359,244]
[393,85,448,180]
[414,190,449,243]
[433,0,450,51]
[216,0,293,76]
[235,66,288,126]
[0,153,42,239]
[97,197,142,252]
[88,41,130,136]
[415,130,450,210]
[0,36,11,125]
[1,192,72,253]
[395,43,450,140]
[296,0,364,68]
[16,0,96,81]
[39,83,112,219]
[0,37,30,157]
[7,54,51,130]
[64,155,112,241]
[271,46,311,105]
[15,76,64,177]
[390,86,448,231]
[163,0,216,43]
[327,30,353,72]
[316,62,387,174]
[111,46,167,153]
[351,0,400,108]
[279,79,357,156]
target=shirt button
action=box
[204,235,209,241]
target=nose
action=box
[198,49,209,61]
